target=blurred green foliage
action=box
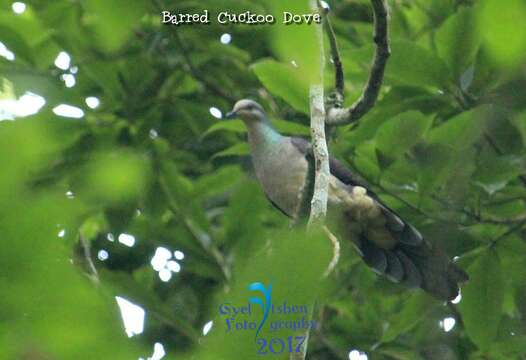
[0,0,525,359]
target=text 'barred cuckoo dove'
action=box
[225,99,468,301]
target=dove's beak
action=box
[225,110,237,119]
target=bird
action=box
[225,99,468,301]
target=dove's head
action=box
[226,99,267,123]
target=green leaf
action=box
[223,180,267,261]
[473,155,525,195]
[477,0,526,67]
[84,0,148,52]
[79,150,151,205]
[491,336,526,358]
[444,146,478,203]
[427,106,489,150]
[353,140,381,180]
[203,118,310,138]
[212,142,250,159]
[0,122,143,359]
[181,228,331,360]
[484,199,526,220]
[160,161,210,231]
[498,234,526,288]
[385,39,451,88]
[0,12,60,68]
[382,292,436,342]
[207,42,252,64]
[375,111,432,159]
[458,250,504,351]
[377,345,422,360]
[194,165,243,200]
[272,118,310,136]
[82,60,125,102]
[511,111,526,146]
[100,270,200,342]
[251,59,310,114]
[203,119,246,138]
[0,25,34,64]
[436,6,481,79]
[266,0,322,83]
[346,87,450,146]
[413,143,455,195]
[0,63,65,103]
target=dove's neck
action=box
[246,119,284,156]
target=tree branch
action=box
[326,0,390,126]
[308,84,330,225]
[290,4,331,359]
[308,0,330,226]
[294,152,316,226]
[318,0,344,106]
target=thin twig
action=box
[318,0,344,103]
[79,233,99,285]
[322,226,340,277]
[326,0,390,126]
[490,219,526,248]
[431,194,526,225]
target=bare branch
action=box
[308,84,330,225]
[308,0,330,226]
[290,5,331,359]
[326,0,391,126]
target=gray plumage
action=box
[226,99,468,301]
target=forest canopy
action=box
[0,0,525,359]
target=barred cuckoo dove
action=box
[225,99,468,301]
